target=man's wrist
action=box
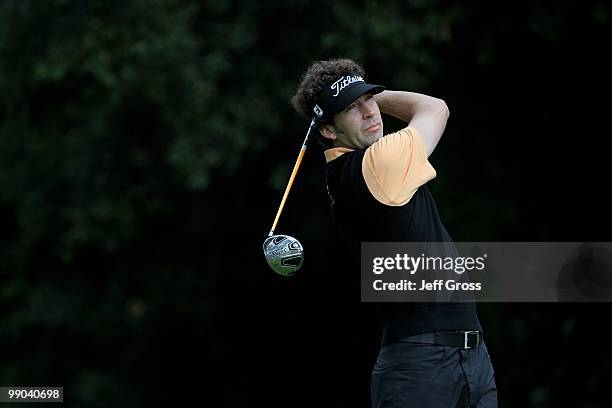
[373,90,393,115]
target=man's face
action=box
[325,93,384,149]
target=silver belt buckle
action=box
[464,331,479,349]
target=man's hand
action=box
[374,90,450,156]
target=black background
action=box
[1,1,611,406]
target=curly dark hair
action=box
[291,59,367,148]
[291,58,366,124]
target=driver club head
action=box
[263,234,304,276]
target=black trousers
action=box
[371,337,497,407]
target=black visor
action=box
[313,74,384,121]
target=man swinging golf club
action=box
[289,59,498,407]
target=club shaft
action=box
[268,121,315,236]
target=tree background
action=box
[1,0,611,406]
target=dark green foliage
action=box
[1,0,611,406]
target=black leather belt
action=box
[401,330,482,349]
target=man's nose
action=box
[361,103,374,118]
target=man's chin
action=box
[370,130,384,144]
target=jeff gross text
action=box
[371,254,486,292]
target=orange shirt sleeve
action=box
[362,126,436,206]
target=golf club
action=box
[263,120,316,276]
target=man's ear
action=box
[318,124,337,140]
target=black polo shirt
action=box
[324,126,481,344]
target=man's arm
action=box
[374,90,450,157]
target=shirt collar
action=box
[324,147,354,163]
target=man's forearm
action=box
[374,90,450,157]
[374,90,448,123]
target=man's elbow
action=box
[437,99,450,119]
[433,98,450,124]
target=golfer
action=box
[291,59,497,407]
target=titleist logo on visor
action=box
[313,73,383,119]
[331,75,364,97]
